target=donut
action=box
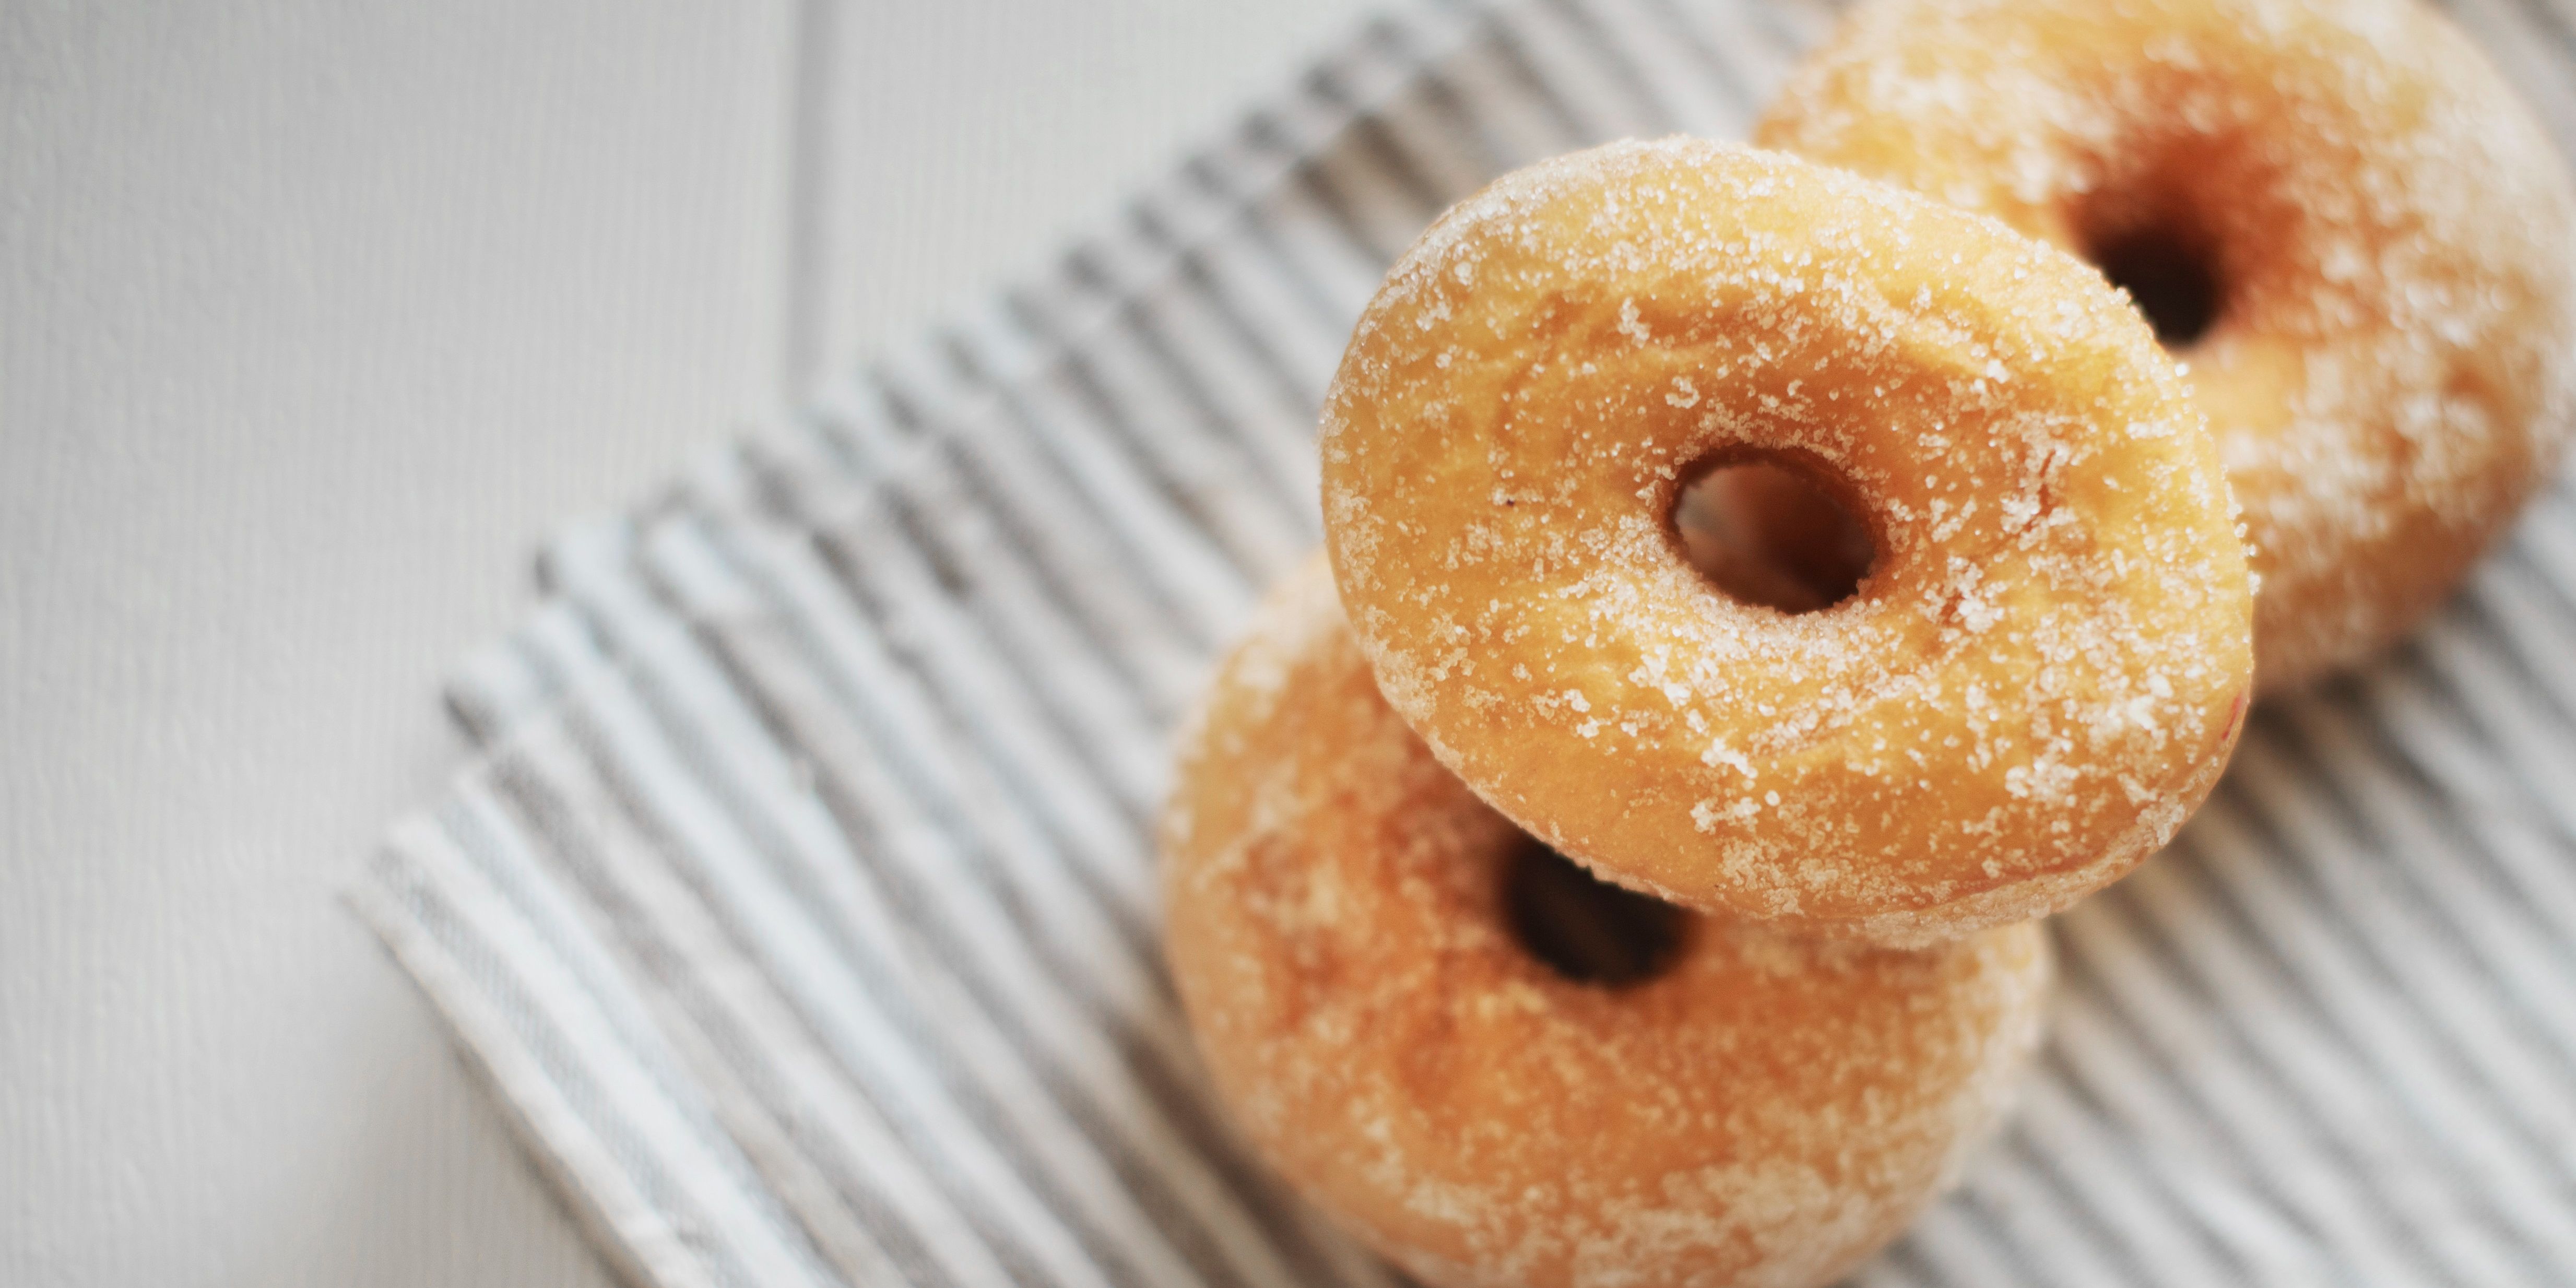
[1755,0,2576,692]
[1160,556,2052,1288]
[1319,140,2252,945]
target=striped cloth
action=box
[347,0,2576,1284]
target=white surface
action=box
[0,2,1373,1283]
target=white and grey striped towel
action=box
[348,0,2576,1284]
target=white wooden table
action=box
[0,3,1372,1282]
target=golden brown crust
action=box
[1319,140,2252,944]
[1757,0,2576,692]
[1161,557,2053,1288]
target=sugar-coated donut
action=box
[1161,557,2051,1288]
[1320,140,2252,946]
[1757,0,2576,692]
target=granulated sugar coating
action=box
[1759,0,2576,693]
[1319,140,2252,946]
[1160,557,2052,1288]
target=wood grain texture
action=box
[0,2,1396,1284]
[0,2,795,1283]
[799,0,1380,391]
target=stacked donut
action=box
[1161,3,2575,1286]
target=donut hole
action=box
[1672,458,1875,614]
[1505,837,1687,987]
[2087,220,2222,349]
